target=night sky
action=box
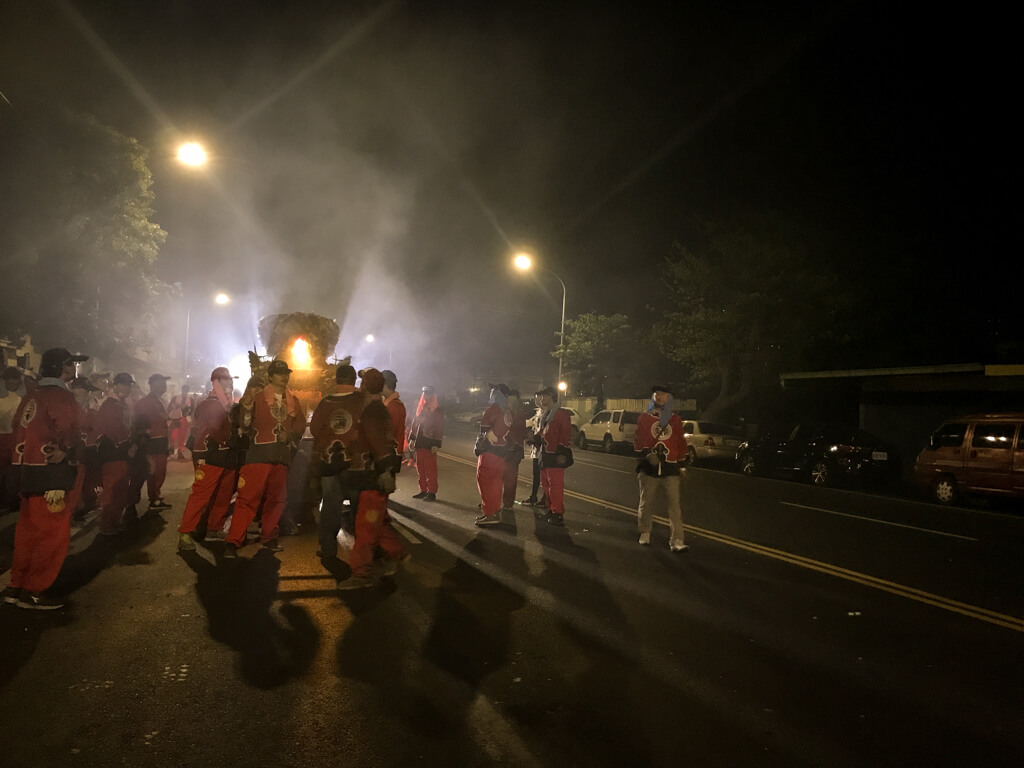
[1,1,1017,386]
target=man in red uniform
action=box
[534,385,572,526]
[381,370,406,455]
[95,372,137,536]
[474,383,512,526]
[133,373,173,512]
[502,389,529,514]
[176,367,240,551]
[1,347,86,610]
[224,359,305,557]
[312,367,403,590]
[633,384,689,552]
[409,385,444,502]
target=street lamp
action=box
[184,292,230,379]
[364,334,392,367]
[513,252,567,387]
[176,141,208,168]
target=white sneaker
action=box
[638,532,651,545]
[670,543,689,553]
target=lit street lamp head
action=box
[214,292,231,305]
[177,141,207,167]
[513,252,532,271]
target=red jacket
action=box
[96,395,133,462]
[410,406,445,450]
[310,389,397,481]
[539,407,572,453]
[480,403,511,447]
[12,381,82,492]
[133,393,169,438]
[383,393,407,454]
[634,411,688,476]
[243,385,305,465]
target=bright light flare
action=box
[177,141,207,167]
[290,337,314,370]
[365,334,375,343]
[513,252,533,271]
[557,381,568,392]
[214,292,230,305]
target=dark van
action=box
[913,414,1024,505]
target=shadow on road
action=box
[179,548,319,689]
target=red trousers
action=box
[349,490,407,577]
[226,463,288,546]
[476,451,505,516]
[416,449,438,493]
[147,453,168,502]
[502,456,522,509]
[170,420,189,454]
[178,464,238,535]
[99,460,130,535]
[9,466,83,592]
[540,467,565,514]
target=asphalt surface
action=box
[1,425,1022,767]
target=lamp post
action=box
[513,252,567,387]
[184,292,231,380]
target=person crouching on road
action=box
[223,360,305,558]
[634,385,689,552]
[409,385,444,502]
[315,367,405,590]
[176,367,241,551]
[133,373,173,512]
[2,347,87,610]
[95,372,138,536]
[534,386,572,526]
[475,383,512,526]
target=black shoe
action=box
[544,512,565,527]
[517,497,538,506]
[474,513,501,526]
[222,543,238,559]
[148,498,172,510]
[422,493,436,502]
[412,491,428,499]
[1,586,21,605]
[16,590,65,611]
[262,539,284,552]
[316,548,338,560]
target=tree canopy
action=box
[0,108,169,359]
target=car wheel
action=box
[683,446,698,467]
[809,460,830,487]
[602,435,614,454]
[932,475,959,505]
[739,453,756,476]
[577,430,588,450]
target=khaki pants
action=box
[637,471,685,547]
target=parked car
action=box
[913,413,1024,505]
[680,420,744,465]
[578,409,641,453]
[735,422,900,487]
[520,405,585,442]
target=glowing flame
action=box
[290,337,314,370]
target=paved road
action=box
[1,427,1022,767]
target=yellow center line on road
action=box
[437,452,1024,633]
[780,501,979,541]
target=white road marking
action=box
[780,502,979,541]
[391,521,422,545]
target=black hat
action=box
[651,384,672,394]
[422,385,436,395]
[113,372,135,386]
[267,359,292,375]
[148,373,171,385]
[381,369,398,390]
[489,382,512,397]
[535,385,558,399]
[40,347,88,374]
[335,364,357,383]
[71,376,101,392]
